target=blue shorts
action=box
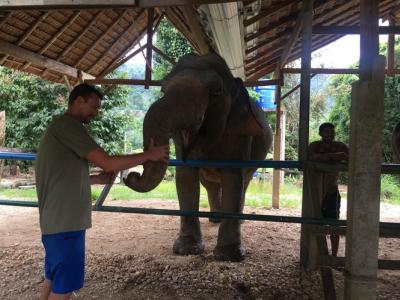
[41,230,85,294]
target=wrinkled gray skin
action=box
[124,53,273,261]
[392,122,400,162]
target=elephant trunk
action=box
[124,98,181,193]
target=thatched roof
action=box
[0,1,398,84]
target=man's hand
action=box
[145,138,170,163]
[90,171,118,185]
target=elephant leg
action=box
[173,166,205,255]
[200,170,222,223]
[213,169,246,262]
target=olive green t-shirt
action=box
[36,114,99,235]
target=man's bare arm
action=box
[85,139,169,172]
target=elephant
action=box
[124,53,273,261]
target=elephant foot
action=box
[209,217,221,223]
[173,236,205,256]
[213,244,246,262]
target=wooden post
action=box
[387,15,395,77]
[299,0,314,268]
[0,111,5,182]
[63,75,72,92]
[345,1,384,298]
[272,84,282,209]
[145,8,154,89]
[359,0,379,81]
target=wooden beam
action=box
[272,83,282,209]
[245,45,283,66]
[244,0,357,56]
[0,0,238,8]
[320,256,400,271]
[359,0,380,81]
[298,0,313,162]
[22,11,80,70]
[0,11,49,65]
[180,6,210,55]
[280,74,317,101]
[145,8,154,89]
[245,12,298,43]
[312,225,400,238]
[0,11,13,28]
[246,27,292,55]
[74,10,129,68]
[274,0,311,78]
[313,25,400,35]
[63,75,72,92]
[84,78,162,85]
[0,40,94,79]
[387,16,395,76]
[243,0,300,27]
[243,79,280,87]
[59,10,104,59]
[152,45,175,65]
[136,0,238,7]
[98,44,147,79]
[96,9,147,78]
[283,68,359,74]
[87,11,148,73]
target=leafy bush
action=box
[380,175,400,203]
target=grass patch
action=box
[1,175,398,208]
[0,180,303,209]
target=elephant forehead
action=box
[164,73,205,92]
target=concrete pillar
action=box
[344,56,385,299]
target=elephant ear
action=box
[392,122,400,162]
[226,78,267,136]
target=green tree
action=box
[0,67,133,160]
[281,71,330,160]
[153,18,194,80]
[326,37,400,162]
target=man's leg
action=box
[331,234,339,257]
[40,279,52,300]
[48,292,72,300]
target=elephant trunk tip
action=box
[123,171,159,193]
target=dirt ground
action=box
[0,198,399,300]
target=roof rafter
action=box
[87,10,156,73]
[0,11,49,65]
[0,40,94,79]
[22,10,81,70]
[244,0,301,27]
[74,9,130,68]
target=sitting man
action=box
[308,122,349,256]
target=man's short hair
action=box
[68,84,103,105]
[319,122,335,133]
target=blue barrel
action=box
[254,86,276,110]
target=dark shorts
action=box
[41,230,85,294]
[321,190,341,219]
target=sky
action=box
[125,31,390,72]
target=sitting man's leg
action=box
[322,190,341,256]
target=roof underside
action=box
[0,0,398,84]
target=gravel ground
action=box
[0,199,399,299]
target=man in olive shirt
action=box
[36,84,169,300]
